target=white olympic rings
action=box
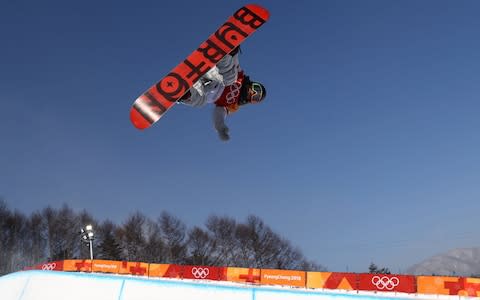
[226,82,242,104]
[191,267,210,279]
[42,263,57,271]
[371,276,400,290]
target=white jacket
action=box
[182,52,241,141]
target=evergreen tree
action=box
[369,262,391,274]
[97,221,123,260]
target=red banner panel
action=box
[358,273,416,293]
[182,265,224,281]
[28,260,64,271]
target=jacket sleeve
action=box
[212,106,228,131]
[212,106,230,141]
[216,51,241,86]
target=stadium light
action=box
[80,224,95,260]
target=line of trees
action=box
[0,200,325,275]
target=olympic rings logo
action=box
[226,82,242,104]
[191,267,210,279]
[371,276,400,290]
[42,263,57,271]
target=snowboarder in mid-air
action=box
[178,46,267,141]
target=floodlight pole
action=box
[80,225,95,260]
[89,239,94,260]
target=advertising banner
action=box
[182,265,225,281]
[91,260,121,274]
[63,259,91,272]
[148,264,182,278]
[226,267,261,284]
[28,261,64,271]
[358,273,415,293]
[260,268,306,287]
[417,276,480,297]
[148,263,173,278]
[307,272,357,290]
[119,261,149,276]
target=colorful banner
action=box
[63,259,92,272]
[27,260,64,271]
[358,273,415,293]
[226,267,261,284]
[119,261,149,276]
[148,264,182,278]
[417,276,480,297]
[307,272,357,290]
[260,268,306,287]
[182,265,226,281]
[24,260,480,298]
[91,260,121,274]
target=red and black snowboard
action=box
[130,4,270,130]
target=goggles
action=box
[249,82,264,103]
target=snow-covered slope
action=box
[0,270,474,300]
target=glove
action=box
[230,45,241,56]
[217,126,230,141]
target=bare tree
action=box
[2,209,28,273]
[204,215,237,266]
[0,199,11,274]
[42,204,80,260]
[0,200,326,274]
[186,226,215,265]
[143,219,165,263]
[24,211,47,266]
[118,212,147,261]
[158,211,187,264]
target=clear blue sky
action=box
[1,0,480,273]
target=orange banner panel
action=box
[261,269,306,287]
[226,267,261,284]
[148,264,182,278]
[148,264,172,278]
[91,260,121,274]
[464,277,480,297]
[63,259,92,272]
[417,276,474,296]
[307,272,357,290]
[118,261,149,276]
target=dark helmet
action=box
[247,81,267,104]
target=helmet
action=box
[247,81,267,104]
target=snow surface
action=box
[0,270,476,300]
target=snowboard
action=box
[130,4,270,130]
